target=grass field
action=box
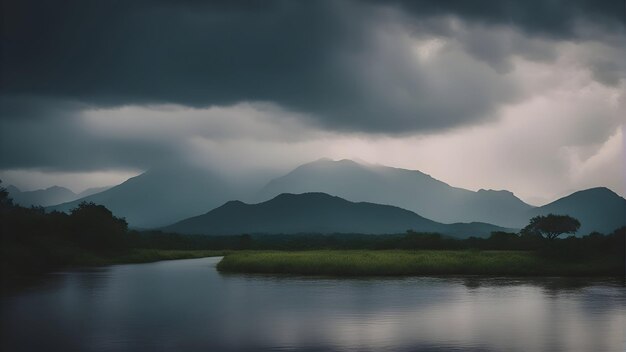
[217,250,623,276]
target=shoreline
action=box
[1,249,227,286]
[71,249,228,266]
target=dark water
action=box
[2,257,625,352]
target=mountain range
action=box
[257,158,533,227]
[162,192,512,237]
[37,158,625,235]
[6,185,109,207]
[48,164,241,228]
[256,159,625,234]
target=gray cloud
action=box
[0,99,178,171]
[2,0,622,134]
[374,0,624,39]
[1,0,623,203]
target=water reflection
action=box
[2,257,625,352]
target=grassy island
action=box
[217,250,624,277]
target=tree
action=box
[521,214,581,240]
[0,179,14,209]
[70,201,128,250]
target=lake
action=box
[2,257,624,351]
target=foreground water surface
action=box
[2,257,624,352]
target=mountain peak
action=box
[574,187,619,196]
[224,199,246,206]
[552,187,623,203]
[531,186,625,234]
[308,158,361,167]
[45,185,75,193]
[7,184,78,207]
[269,192,343,204]
[274,191,334,199]
[477,189,516,197]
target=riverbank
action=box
[70,248,228,266]
[216,250,624,276]
[1,248,227,284]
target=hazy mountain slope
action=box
[7,185,78,207]
[528,187,626,234]
[49,165,238,228]
[163,192,509,237]
[76,186,111,198]
[257,159,533,228]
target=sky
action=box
[1,0,624,205]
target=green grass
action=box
[217,250,623,277]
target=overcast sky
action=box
[1,0,624,205]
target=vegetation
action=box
[131,228,624,256]
[522,214,581,240]
[217,249,623,276]
[1,180,623,279]
[0,181,224,278]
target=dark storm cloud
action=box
[0,0,622,136]
[0,98,178,171]
[374,0,624,39]
[2,0,347,106]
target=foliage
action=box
[1,182,129,275]
[0,180,13,208]
[130,228,623,256]
[522,214,581,240]
[69,202,128,250]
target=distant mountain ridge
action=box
[529,187,626,235]
[162,192,512,238]
[6,184,112,208]
[257,158,534,228]
[7,185,78,207]
[42,158,625,234]
[48,164,241,228]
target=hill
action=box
[257,158,533,228]
[7,185,78,207]
[528,187,626,234]
[162,192,510,237]
[48,164,239,228]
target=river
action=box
[2,257,624,351]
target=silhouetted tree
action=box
[69,202,128,250]
[0,179,14,209]
[522,214,580,241]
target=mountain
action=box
[48,164,240,228]
[45,158,625,234]
[7,185,78,207]
[162,192,511,237]
[256,158,533,228]
[528,187,626,235]
[76,186,111,198]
